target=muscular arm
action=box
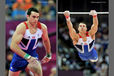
[66,19,79,41]
[10,23,27,58]
[64,11,78,41]
[41,23,51,54]
[89,11,98,36]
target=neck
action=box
[79,32,86,37]
[27,21,37,28]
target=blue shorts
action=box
[9,51,38,72]
[78,48,98,61]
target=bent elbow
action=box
[10,42,15,52]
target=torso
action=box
[74,32,95,53]
[18,21,43,51]
[73,32,95,45]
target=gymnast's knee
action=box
[27,62,42,75]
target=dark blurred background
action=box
[58,0,109,76]
[58,0,108,12]
[6,0,56,76]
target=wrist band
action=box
[24,53,31,60]
[46,53,52,59]
[65,16,70,21]
[46,53,51,57]
[93,15,97,17]
[65,16,70,19]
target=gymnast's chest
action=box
[23,29,43,39]
[77,36,93,45]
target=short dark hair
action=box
[27,7,39,15]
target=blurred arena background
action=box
[58,0,109,76]
[5,0,56,76]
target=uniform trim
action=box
[78,33,82,38]
[24,21,42,29]
[37,22,42,29]
[86,32,89,37]
[24,22,28,29]
[21,38,29,46]
[78,32,89,38]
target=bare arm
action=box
[41,23,52,63]
[41,23,51,55]
[89,10,98,36]
[10,23,27,58]
[64,11,79,41]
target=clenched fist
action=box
[89,10,97,16]
[64,11,70,20]
[64,11,70,17]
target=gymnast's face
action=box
[27,11,39,25]
[78,23,87,33]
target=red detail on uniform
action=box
[86,32,89,37]
[78,32,89,38]
[24,22,42,29]
[78,33,82,38]
[37,22,42,29]
[24,22,28,29]
[32,36,35,39]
